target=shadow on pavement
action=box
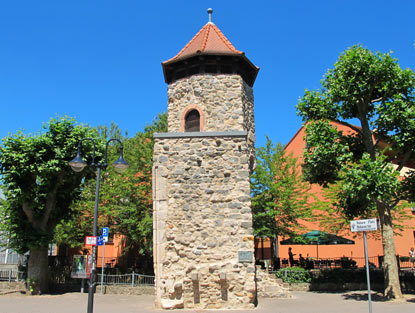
[342,292,390,302]
[342,292,415,303]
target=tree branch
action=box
[396,150,412,172]
[22,203,36,226]
[40,173,64,230]
[374,137,382,148]
[371,97,383,104]
[390,198,400,209]
[356,101,376,160]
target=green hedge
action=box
[276,268,415,293]
[276,268,384,285]
[312,268,384,284]
[275,267,312,284]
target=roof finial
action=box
[207,8,213,24]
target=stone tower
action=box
[153,9,259,309]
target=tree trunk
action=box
[377,203,403,299]
[270,239,275,271]
[28,246,49,294]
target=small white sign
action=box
[85,236,97,246]
[351,219,378,232]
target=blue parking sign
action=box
[102,227,109,237]
[97,236,104,246]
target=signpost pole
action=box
[100,240,106,295]
[351,218,377,313]
[87,167,101,313]
[363,231,373,313]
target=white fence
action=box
[97,273,154,286]
[0,252,20,265]
[0,269,24,282]
[0,268,155,286]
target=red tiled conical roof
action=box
[162,17,259,87]
[163,22,244,64]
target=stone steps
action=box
[255,266,292,298]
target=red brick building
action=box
[256,121,415,268]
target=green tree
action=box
[311,181,412,238]
[297,45,415,299]
[54,113,167,273]
[0,116,101,293]
[0,187,4,207]
[251,137,312,266]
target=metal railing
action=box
[0,269,24,282]
[277,254,415,270]
[0,252,20,265]
[279,256,382,269]
[96,272,154,286]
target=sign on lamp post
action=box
[69,137,128,313]
[100,227,109,294]
[85,236,97,246]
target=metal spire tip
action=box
[207,8,213,23]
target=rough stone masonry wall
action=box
[241,80,256,171]
[167,74,254,136]
[153,135,256,309]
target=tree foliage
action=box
[0,116,101,293]
[311,181,411,239]
[251,137,312,239]
[0,117,101,252]
[54,113,167,273]
[297,45,415,299]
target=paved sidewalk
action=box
[0,291,413,313]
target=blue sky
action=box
[1,1,414,147]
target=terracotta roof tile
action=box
[163,23,243,64]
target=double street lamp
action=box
[69,138,128,313]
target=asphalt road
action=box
[0,291,413,313]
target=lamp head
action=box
[69,152,87,172]
[112,153,129,174]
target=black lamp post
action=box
[69,138,128,313]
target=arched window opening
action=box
[185,109,200,132]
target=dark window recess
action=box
[175,70,186,80]
[220,65,233,74]
[188,66,199,76]
[185,110,200,132]
[205,64,217,73]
